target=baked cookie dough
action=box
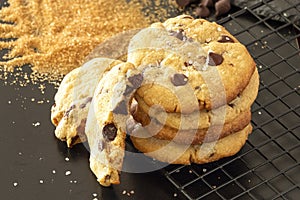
[128,15,256,113]
[51,58,121,147]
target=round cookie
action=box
[128,15,256,113]
[135,68,259,130]
[130,124,252,165]
[51,58,121,147]
[86,62,143,186]
[132,104,251,145]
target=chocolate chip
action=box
[195,4,210,18]
[128,73,143,89]
[215,0,231,17]
[69,135,79,147]
[64,104,76,117]
[217,35,234,43]
[175,0,191,7]
[102,123,118,141]
[113,100,128,115]
[76,118,87,137]
[98,140,105,152]
[79,97,93,109]
[171,74,188,86]
[123,85,134,96]
[208,52,224,66]
[169,29,186,41]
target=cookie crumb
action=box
[92,193,98,197]
[65,170,71,176]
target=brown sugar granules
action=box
[0,0,151,78]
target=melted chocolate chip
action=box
[69,135,79,147]
[128,73,143,89]
[113,100,128,115]
[76,118,87,137]
[218,35,234,43]
[215,0,231,17]
[123,85,134,96]
[171,74,188,86]
[195,4,210,18]
[64,104,76,117]
[98,140,106,152]
[79,97,93,109]
[169,29,186,41]
[102,123,118,141]
[208,52,224,66]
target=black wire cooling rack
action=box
[162,1,300,199]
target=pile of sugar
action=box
[0,0,152,78]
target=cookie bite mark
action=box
[171,73,188,86]
[217,35,235,43]
[207,52,224,66]
[102,123,118,141]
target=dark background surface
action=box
[1,0,299,200]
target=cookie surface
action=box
[130,124,252,165]
[51,58,121,147]
[135,68,259,130]
[128,15,256,113]
[132,104,251,145]
[86,62,143,186]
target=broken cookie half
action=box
[85,62,143,186]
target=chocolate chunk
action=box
[79,97,93,109]
[215,0,231,17]
[175,0,191,7]
[102,123,118,141]
[195,4,210,18]
[171,73,188,86]
[128,73,143,89]
[208,52,224,66]
[64,104,76,117]
[217,35,234,43]
[113,100,128,115]
[98,140,106,152]
[202,0,214,7]
[169,29,186,41]
[76,118,87,137]
[69,135,79,147]
[123,85,134,96]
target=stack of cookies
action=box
[127,15,259,164]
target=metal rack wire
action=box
[163,0,300,199]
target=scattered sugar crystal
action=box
[52,170,56,174]
[173,193,178,197]
[65,157,70,162]
[122,190,127,195]
[258,111,262,115]
[203,168,207,173]
[18,152,22,156]
[93,198,98,200]
[13,182,18,187]
[32,122,41,127]
[39,180,44,184]
[8,101,11,104]
[92,193,97,197]
[130,190,135,194]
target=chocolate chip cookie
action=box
[130,124,252,164]
[51,58,121,147]
[128,15,256,113]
